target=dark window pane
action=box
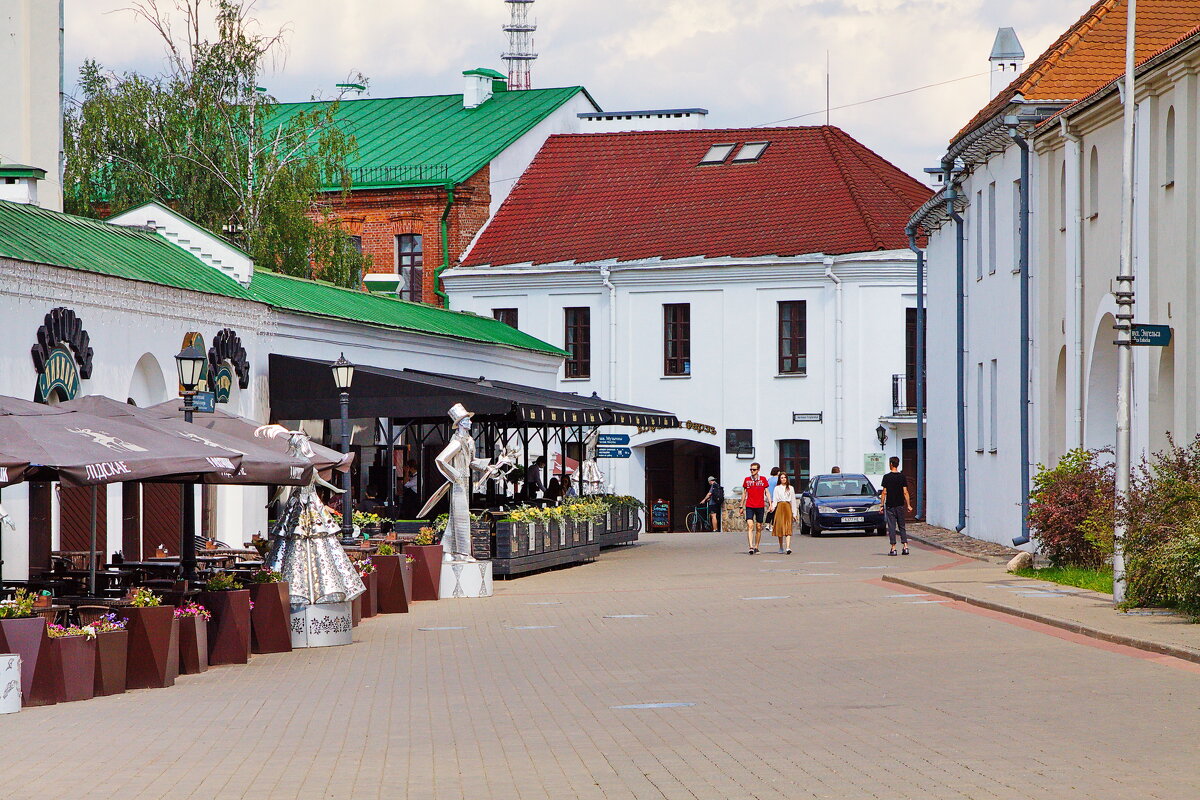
[778,300,806,374]
[396,234,424,302]
[493,308,519,329]
[564,307,590,379]
[663,303,691,376]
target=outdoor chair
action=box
[75,605,110,626]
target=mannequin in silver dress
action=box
[425,404,516,562]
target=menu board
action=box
[649,501,671,531]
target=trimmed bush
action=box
[1028,448,1114,568]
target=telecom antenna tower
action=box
[502,0,538,90]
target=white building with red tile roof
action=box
[911,1,1200,547]
[446,126,930,529]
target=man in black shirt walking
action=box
[879,456,912,556]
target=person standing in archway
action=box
[742,463,769,554]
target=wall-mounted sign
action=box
[863,453,886,475]
[596,446,632,459]
[792,412,823,423]
[1131,324,1172,347]
[192,392,216,413]
[597,433,630,446]
[637,420,716,436]
[726,429,753,455]
[209,328,250,393]
[37,347,80,402]
[212,363,234,404]
[32,307,93,402]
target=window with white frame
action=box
[976,362,985,453]
[987,182,997,274]
[1012,179,1022,273]
[975,190,983,280]
[989,359,998,453]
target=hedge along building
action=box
[909,1,1198,547]
[444,127,930,531]
[273,71,599,306]
[0,190,566,581]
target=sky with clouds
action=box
[64,0,1086,179]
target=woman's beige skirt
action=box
[773,505,793,540]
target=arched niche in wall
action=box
[1084,313,1118,454]
[127,352,168,408]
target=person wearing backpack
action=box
[701,476,724,532]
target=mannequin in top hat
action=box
[431,403,517,562]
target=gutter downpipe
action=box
[1007,120,1032,548]
[905,224,926,520]
[435,183,456,308]
[825,257,844,466]
[600,265,618,494]
[1060,116,1085,449]
[943,158,968,533]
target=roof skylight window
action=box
[732,141,770,162]
[699,143,736,165]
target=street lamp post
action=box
[175,344,207,585]
[331,354,356,546]
[876,424,888,450]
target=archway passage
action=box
[644,440,721,531]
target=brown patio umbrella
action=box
[144,400,354,474]
[61,396,313,487]
[0,394,247,593]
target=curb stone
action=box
[881,572,1200,665]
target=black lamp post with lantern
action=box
[330,354,356,546]
[175,344,207,584]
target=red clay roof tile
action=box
[460,126,930,268]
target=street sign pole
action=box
[1112,0,1137,605]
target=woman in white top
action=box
[771,473,798,554]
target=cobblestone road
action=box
[3,532,1198,799]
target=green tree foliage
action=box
[1028,448,1115,568]
[63,0,368,286]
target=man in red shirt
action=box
[742,462,771,554]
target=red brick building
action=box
[278,70,597,306]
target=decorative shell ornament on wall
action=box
[31,307,93,380]
[209,328,250,390]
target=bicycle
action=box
[685,503,715,532]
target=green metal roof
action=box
[0,199,254,299]
[0,199,564,356]
[247,269,568,356]
[463,68,506,79]
[271,86,596,189]
[0,164,47,179]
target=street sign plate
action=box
[792,412,822,423]
[187,391,215,413]
[596,446,632,459]
[1131,324,1172,346]
[597,433,630,446]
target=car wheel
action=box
[800,519,810,536]
[810,523,822,537]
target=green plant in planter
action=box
[353,510,383,528]
[376,542,397,556]
[204,572,244,592]
[47,623,97,639]
[93,612,128,632]
[0,588,37,619]
[248,567,283,584]
[128,587,163,608]
[413,527,436,546]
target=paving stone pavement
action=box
[4,532,1199,800]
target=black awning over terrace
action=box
[268,355,679,428]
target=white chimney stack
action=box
[463,68,507,109]
[0,165,45,206]
[989,27,1025,99]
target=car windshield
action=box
[812,476,875,497]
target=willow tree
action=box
[64,0,368,287]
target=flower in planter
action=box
[93,612,128,632]
[128,587,163,608]
[47,623,96,639]
[356,558,377,576]
[203,572,244,592]
[248,567,283,584]
[414,527,436,546]
[404,555,416,565]
[0,588,37,619]
[173,602,211,621]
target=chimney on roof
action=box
[0,165,46,206]
[463,68,507,109]
[989,27,1025,99]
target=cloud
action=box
[64,0,1086,177]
